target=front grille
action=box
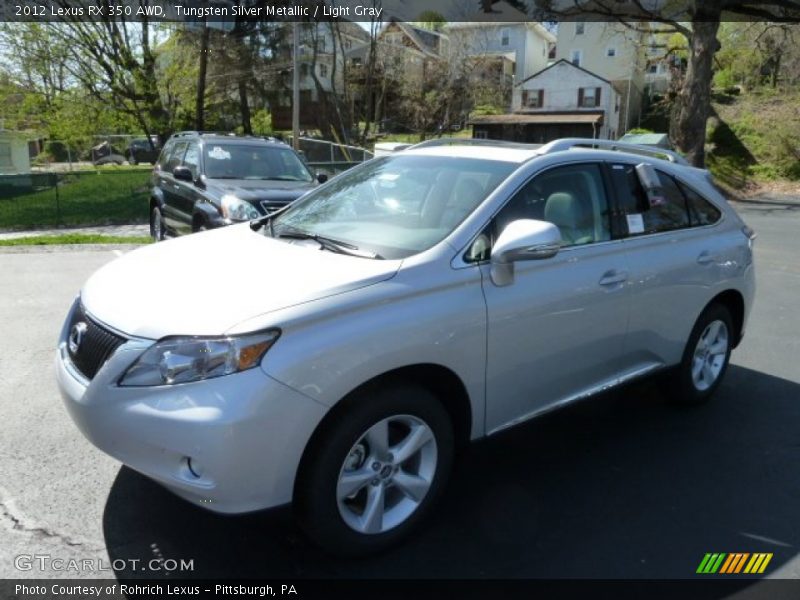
[260,200,288,214]
[66,303,127,380]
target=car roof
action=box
[168,132,288,147]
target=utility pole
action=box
[292,22,300,150]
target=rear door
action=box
[171,141,201,235]
[607,162,726,370]
[480,162,631,433]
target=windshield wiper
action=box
[276,229,381,259]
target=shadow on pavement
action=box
[103,365,800,579]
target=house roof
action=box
[515,58,613,87]
[381,19,445,58]
[469,112,604,125]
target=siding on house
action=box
[512,60,621,139]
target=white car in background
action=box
[56,138,755,555]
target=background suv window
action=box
[164,141,187,174]
[183,143,200,179]
[494,163,611,248]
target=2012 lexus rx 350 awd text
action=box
[56,139,755,556]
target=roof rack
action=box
[539,138,688,165]
[405,137,542,151]
[170,131,273,140]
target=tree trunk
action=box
[196,24,210,131]
[239,79,252,134]
[670,15,721,167]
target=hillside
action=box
[706,89,800,192]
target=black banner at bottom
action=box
[4,579,800,600]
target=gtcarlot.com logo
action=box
[696,552,773,575]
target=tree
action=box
[538,0,800,167]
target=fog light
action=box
[186,457,203,478]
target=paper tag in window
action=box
[208,146,231,160]
[626,213,645,234]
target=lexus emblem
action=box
[68,322,88,355]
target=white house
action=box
[555,21,647,132]
[0,129,32,175]
[471,60,621,142]
[445,3,556,85]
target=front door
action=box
[480,162,631,433]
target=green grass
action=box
[708,89,800,189]
[0,234,152,246]
[0,169,151,230]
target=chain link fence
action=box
[0,169,151,231]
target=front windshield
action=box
[204,144,313,182]
[272,154,517,259]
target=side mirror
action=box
[316,172,328,184]
[490,219,562,286]
[173,166,194,182]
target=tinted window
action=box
[494,163,611,247]
[157,141,175,171]
[183,143,200,179]
[679,181,722,226]
[649,170,690,232]
[609,164,691,235]
[164,141,187,173]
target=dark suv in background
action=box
[150,132,324,240]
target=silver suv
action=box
[56,139,755,555]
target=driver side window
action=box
[493,163,611,248]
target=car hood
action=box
[81,224,400,339]
[207,179,315,203]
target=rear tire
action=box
[150,206,164,242]
[295,383,454,557]
[669,303,734,405]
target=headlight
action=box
[221,195,260,221]
[119,329,280,387]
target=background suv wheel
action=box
[150,206,164,242]
[295,383,454,556]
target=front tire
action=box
[295,383,454,556]
[670,303,734,405]
[150,206,164,242]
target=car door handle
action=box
[697,251,716,265]
[599,270,628,286]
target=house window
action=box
[500,27,510,46]
[571,50,582,67]
[606,46,617,58]
[351,57,362,66]
[474,129,488,140]
[648,64,659,74]
[0,143,11,168]
[578,86,601,108]
[522,89,544,108]
[576,22,585,35]
[386,32,402,45]
[319,63,328,78]
[300,63,309,77]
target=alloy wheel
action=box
[336,414,437,535]
[691,319,729,391]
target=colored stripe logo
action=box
[696,553,773,574]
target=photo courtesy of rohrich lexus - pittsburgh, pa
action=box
[2,1,800,599]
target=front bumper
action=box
[55,310,328,514]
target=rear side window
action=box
[679,181,722,226]
[183,143,200,179]
[164,142,187,173]
[609,164,721,235]
[157,141,174,171]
